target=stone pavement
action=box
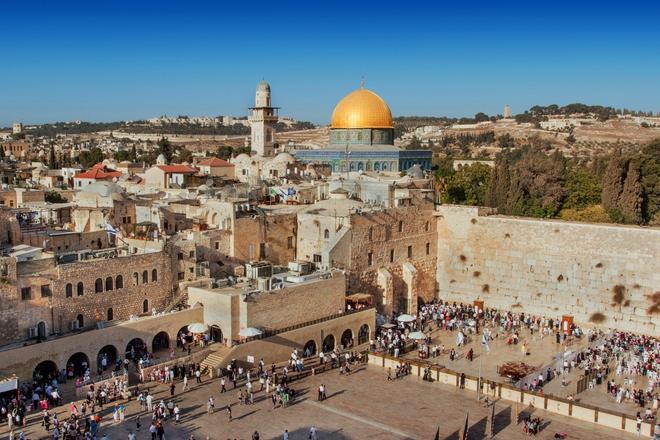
[1,364,647,440]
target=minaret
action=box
[503,104,512,119]
[249,80,279,157]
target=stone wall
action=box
[247,271,345,330]
[0,250,174,347]
[436,205,660,336]
[347,205,438,315]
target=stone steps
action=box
[200,345,233,373]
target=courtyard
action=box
[0,364,645,440]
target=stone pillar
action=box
[377,268,393,315]
[402,262,418,314]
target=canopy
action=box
[408,331,426,340]
[187,322,207,333]
[239,327,263,337]
[380,323,396,329]
[397,314,415,323]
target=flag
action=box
[434,426,439,440]
[461,412,469,440]
[103,223,118,236]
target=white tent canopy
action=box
[239,327,263,337]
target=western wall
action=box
[436,205,660,336]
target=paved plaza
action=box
[1,364,645,440]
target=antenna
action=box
[360,77,365,89]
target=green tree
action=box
[114,150,131,162]
[157,137,174,162]
[177,148,193,163]
[77,148,105,168]
[441,163,492,206]
[601,150,626,218]
[563,167,602,209]
[45,190,67,203]
[48,144,57,168]
[130,144,137,162]
[0,146,5,161]
[619,161,644,224]
[406,136,422,150]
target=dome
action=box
[257,80,270,92]
[331,88,393,129]
[273,152,295,162]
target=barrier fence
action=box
[366,352,654,437]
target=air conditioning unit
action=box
[27,327,38,339]
[70,320,80,330]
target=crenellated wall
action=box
[436,205,660,336]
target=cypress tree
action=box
[601,150,626,215]
[619,161,643,224]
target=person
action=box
[182,374,189,392]
[174,404,180,423]
[170,382,175,396]
[226,404,232,422]
[283,429,289,440]
[252,431,260,440]
[149,421,157,440]
[136,414,141,431]
[220,376,226,393]
[207,396,215,414]
[128,430,137,440]
[309,426,318,440]
[196,369,202,384]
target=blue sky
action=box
[1,0,659,126]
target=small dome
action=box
[257,80,270,92]
[156,153,167,165]
[273,152,295,162]
[233,153,250,162]
[331,88,393,129]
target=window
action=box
[178,272,185,280]
[426,242,430,255]
[390,249,395,263]
[151,269,158,282]
[95,278,103,293]
[313,254,322,263]
[107,308,114,321]
[143,299,149,314]
[40,284,51,297]
[105,277,113,291]
[398,221,403,233]
[77,314,84,328]
[324,229,330,239]
[77,282,84,296]
[133,272,139,286]
[65,283,73,298]
[367,252,373,267]
[287,236,293,249]
[189,267,194,273]
[142,271,148,284]
[368,226,373,241]
[425,221,430,232]
[407,245,413,259]
[116,275,123,289]
[215,242,219,250]
[177,253,183,260]
[259,243,266,258]
[21,287,31,300]
[189,251,194,258]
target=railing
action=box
[233,307,375,345]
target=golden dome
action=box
[330,88,393,129]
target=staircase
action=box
[200,345,234,375]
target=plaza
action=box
[0,363,647,439]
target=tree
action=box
[563,167,602,209]
[441,163,492,205]
[619,161,643,224]
[130,144,137,162]
[177,148,193,163]
[406,136,422,150]
[45,190,67,203]
[77,148,105,168]
[497,133,514,149]
[0,146,5,161]
[114,150,131,162]
[474,112,489,123]
[48,144,57,168]
[157,137,174,162]
[601,150,626,218]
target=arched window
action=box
[323,229,329,239]
[95,278,103,293]
[115,275,123,289]
[133,272,139,286]
[77,282,84,296]
[65,283,73,298]
[142,271,148,284]
[105,277,113,291]
[76,314,84,328]
[151,269,158,282]
[143,299,149,314]
[107,308,113,321]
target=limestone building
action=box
[249,80,279,157]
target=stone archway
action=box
[98,345,118,372]
[322,334,335,352]
[152,331,170,352]
[177,326,191,347]
[33,360,58,383]
[340,329,353,349]
[66,352,90,379]
[358,324,370,345]
[125,338,147,360]
[303,340,317,357]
